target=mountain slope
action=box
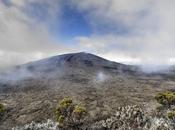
[0,52,141,91]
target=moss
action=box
[0,103,5,114]
[155,92,175,106]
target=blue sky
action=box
[24,1,93,43]
[22,0,129,43]
[0,0,175,70]
[56,2,92,42]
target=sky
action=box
[0,0,175,70]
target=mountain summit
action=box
[22,52,139,73]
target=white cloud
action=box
[72,0,175,68]
[0,1,77,70]
[10,0,26,7]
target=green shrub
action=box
[55,97,87,129]
[155,92,175,106]
[0,103,5,114]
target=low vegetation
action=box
[91,105,174,130]
[12,119,58,130]
[12,105,175,130]
[11,92,175,130]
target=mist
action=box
[95,72,109,82]
[0,67,34,82]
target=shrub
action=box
[73,105,86,120]
[0,103,5,114]
[167,109,175,119]
[55,97,87,129]
[155,92,175,106]
[91,105,174,130]
[155,92,175,119]
[12,119,58,130]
